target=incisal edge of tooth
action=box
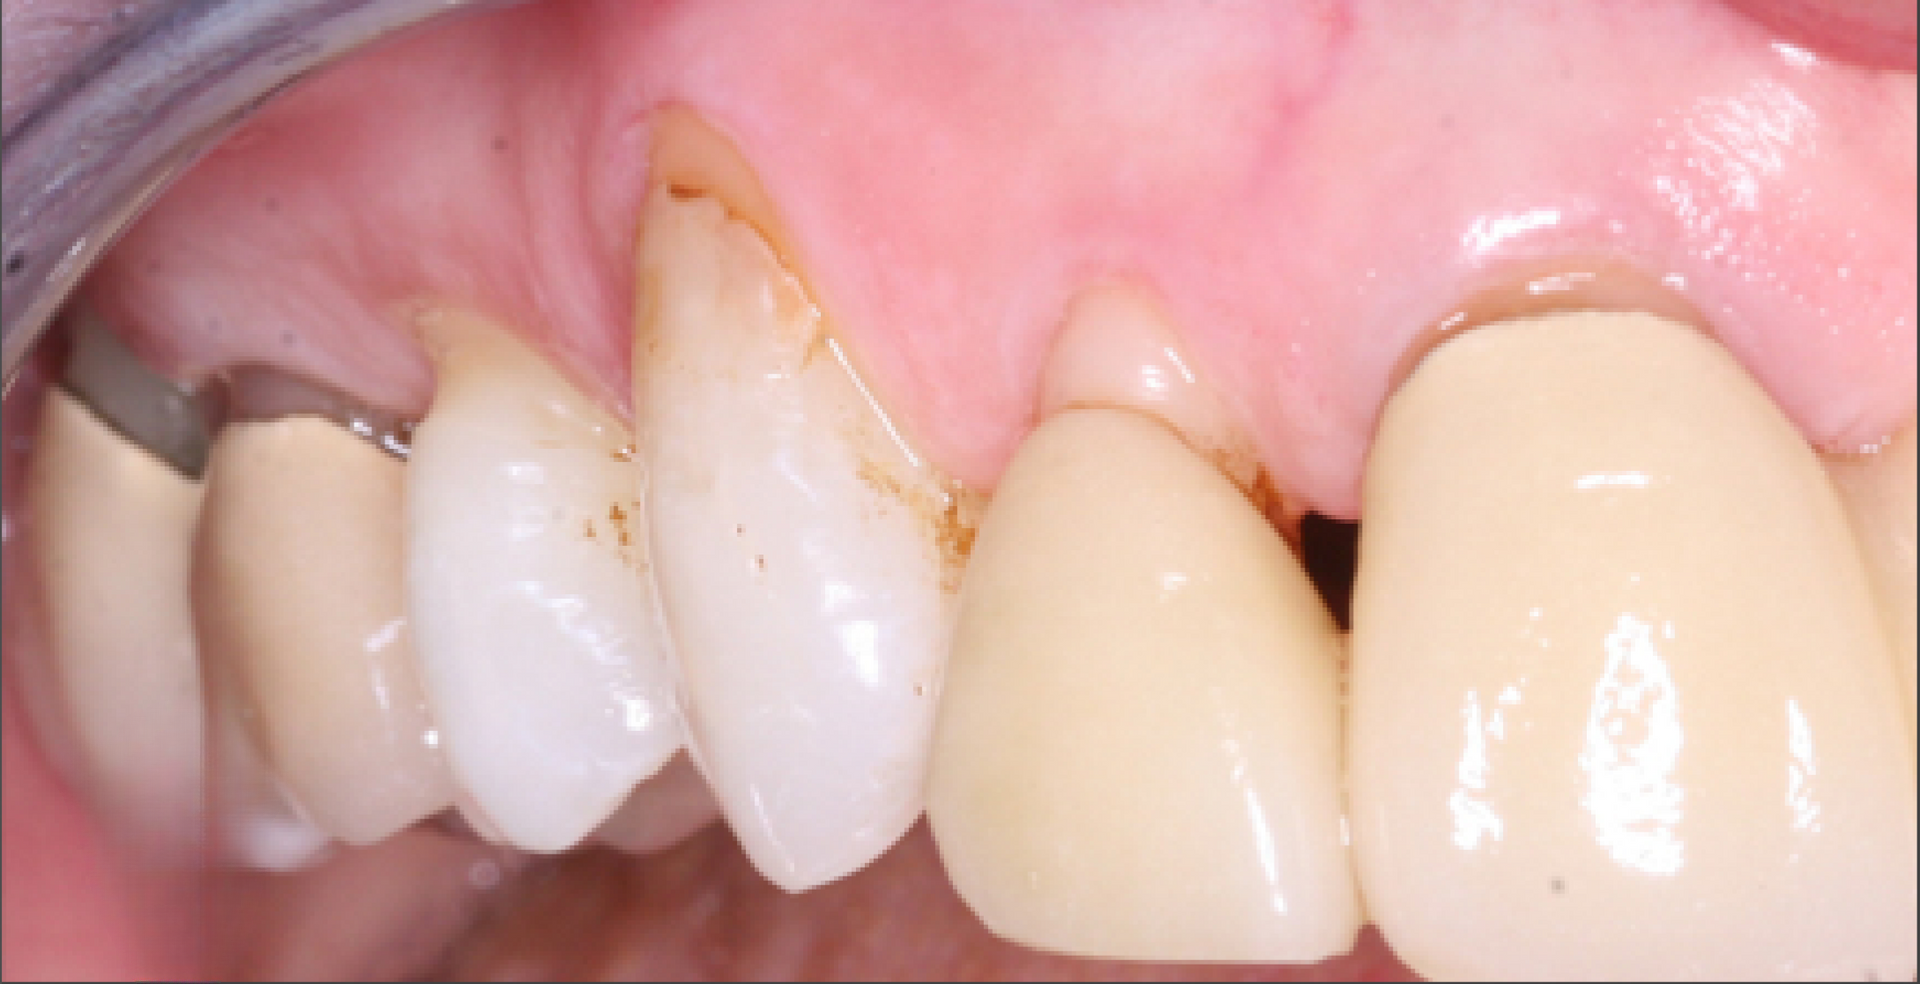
[927,407,1359,962]
[592,752,722,855]
[23,388,205,860]
[196,416,452,845]
[1826,424,1917,758]
[637,189,968,891]
[408,309,680,853]
[1349,311,1918,982]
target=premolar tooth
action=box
[408,309,679,853]
[927,407,1358,962]
[636,186,972,891]
[195,413,451,845]
[1827,424,1917,757]
[22,386,205,860]
[1350,311,1917,981]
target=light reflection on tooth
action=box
[195,415,452,846]
[1350,311,1918,982]
[636,189,972,891]
[928,407,1360,963]
[22,388,205,861]
[408,309,679,853]
[1826,424,1917,759]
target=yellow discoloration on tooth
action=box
[1826,423,1917,761]
[928,407,1359,963]
[1350,310,1917,982]
[196,415,452,846]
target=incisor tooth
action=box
[408,310,679,853]
[195,416,451,846]
[637,187,971,891]
[1827,424,1917,757]
[1350,311,1917,981]
[22,388,205,859]
[927,407,1359,963]
[592,753,721,855]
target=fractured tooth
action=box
[636,187,973,890]
[195,414,451,846]
[1827,424,1917,757]
[1350,310,1918,981]
[408,309,679,853]
[22,387,205,860]
[927,407,1359,963]
[592,753,721,855]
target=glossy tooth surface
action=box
[1827,424,1917,756]
[1350,311,1917,981]
[195,416,451,845]
[22,389,205,859]
[592,753,722,855]
[408,310,679,853]
[209,676,333,872]
[927,407,1359,962]
[637,190,971,891]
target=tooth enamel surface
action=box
[1827,424,1917,757]
[22,389,206,859]
[1350,311,1918,982]
[927,407,1359,963]
[408,310,679,853]
[637,190,969,891]
[195,416,452,846]
[209,679,333,872]
[592,753,722,855]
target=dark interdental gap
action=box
[1298,513,1360,632]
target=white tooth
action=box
[408,309,680,853]
[1827,424,1917,757]
[194,416,452,845]
[1350,311,1918,981]
[22,388,204,859]
[927,407,1360,962]
[592,753,721,855]
[636,189,973,890]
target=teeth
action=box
[194,415,452,846]
[1349,311,1918,981]
[1827,424,1917,757]
[636,186,972,890]
[927,405,1359,962]
[407,309,680,853]
[208,671,334,872]
[22,388,205,859]
[592,752,721,855]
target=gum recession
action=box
[0,0,1913,979]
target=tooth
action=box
[1827,424,1917,756]
[927,404,1360,962]
[208,670,333,872]
[408,309,680,853]
[592,753,721,855]
[1349,310,1918,981]
[636,182,973,890]
[193,413,451,845]
[22,387,205,859]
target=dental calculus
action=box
[1347,310,1918,982]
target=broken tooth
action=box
[1350,310,1918,981]
[195,410,451,846]
[407,309,679,853]
[637,176,971,891]
[927,404,1360,963]
[22,385,206,860]
[1827,424,1917,757]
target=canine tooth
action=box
[636,189,972,891]
[408,310,679,853]
[927,407,1358,962]
[1827,424,1917,757]
[1350,311,1917,981]
[22,388,205,859]
[195,415,451,846]
[592,753,721,855]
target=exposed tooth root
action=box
[927,407,1358,963]
[592,753,722,855]
[1826,424,1917,760]
[195,412,452,846]
[22,386,206,861]
[1350,310,1917,981]
[637,180,973,891]
[408,309,680,853]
